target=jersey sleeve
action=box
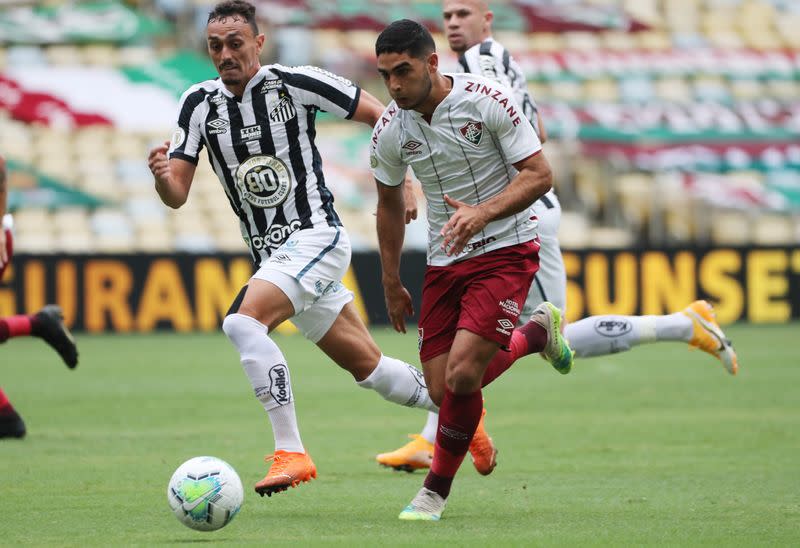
[273,65,361,119]
[369,111,406,187]
[168,85,207,165]
[482,83,541,165]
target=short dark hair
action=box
[375,19,436,59]
[208,0,259,36]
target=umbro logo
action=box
[496,318,514,336]
[402,140,423,156]
[206,118,229,134]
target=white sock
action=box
[222,313,304,453]
[420,411,438,443]
[565,314,691,358]
[356,355,439,413]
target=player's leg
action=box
[0,387,26,439]
[401,243,572,520]
[222,277,314,497]
[310,300,438,413]
[564,303,738,374]
[524,218,738,373]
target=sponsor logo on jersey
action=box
[496,318,514,336]
[371,105,398,146]
[464,81,522,126]
[235,154,292,208]
[240,125,262,141]
[250,220,301,251]
[206,118,229,134]
[459,121,483,146]
[594,319,632,337]
[269,364,292,405]
[461,235,497,254]
[260,78,283,93]
[269,95,297,123]
[210,93,226,106]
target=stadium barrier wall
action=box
[1,247,798,332]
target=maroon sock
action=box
[481,321,548,387]
[424,389,483,499]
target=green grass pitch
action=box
[1,324,799,545]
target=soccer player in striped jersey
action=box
[0,154,79,439]
[372,19,575,520]
[147,0,442,497]
[376,0,738,477]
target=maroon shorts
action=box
[418,240,540,362]
[0,228,12,282]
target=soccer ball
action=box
[167,456,244,531]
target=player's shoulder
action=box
[370,101,403,147]
[451,72,514,103]
[269,63,354,87]
[179,78,223,107]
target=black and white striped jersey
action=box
[168,64,361,266]
[458,38,538,132]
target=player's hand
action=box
[147,140,172,183]
[440,194,488,256]
[383,277,414,333]
[0,228,7,270]
[402,178,418,224]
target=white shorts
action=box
[522,191,566,322]
[252,225,354,343]
[2,214,12,231]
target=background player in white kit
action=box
[147,0,444,498]
[372,19,574,520]
[376,0,739,474]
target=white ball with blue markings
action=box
[167,456,244,531]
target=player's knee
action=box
[222,313,267,353]
[444,361,483,394]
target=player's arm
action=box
[350,89,385,127]
[148,140,196,209]
[0,153,8,268]
[375,179,413,333]
[371,119,414,333]
[441,153,552,256]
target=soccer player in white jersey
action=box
[376,0,739,475]
[372,19,574,520]
[146,0,446,498]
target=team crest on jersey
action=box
[269,95,297,123]
[459,121,483,146]
[235,154,292,208]
[206,118,229,134]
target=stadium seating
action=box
[0,0,798,251]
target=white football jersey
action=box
[371,72,542,266]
